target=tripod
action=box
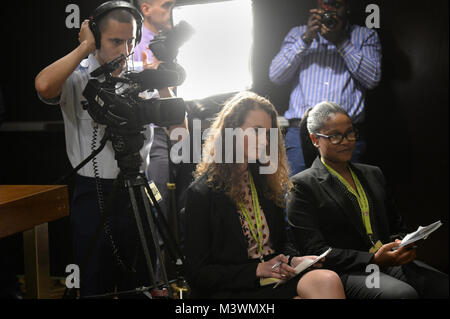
[63,126,187,299]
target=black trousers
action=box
[146,127,195,247]
[71,175,156,297]
[344,260,449,299]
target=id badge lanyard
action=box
[321,159,382,252]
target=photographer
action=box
[269,0,382,175]
[35,1,172,297]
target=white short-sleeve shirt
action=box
[39,54,154,179]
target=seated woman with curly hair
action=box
[184,91,345,299]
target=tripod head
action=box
[105,126,146,177]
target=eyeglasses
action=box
[315,130,359,145]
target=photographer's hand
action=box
[304,9,323,42]
[142,51,161,70]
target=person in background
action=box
[270,0,381,175]
[133,0,191,251]
[133,0,176,66]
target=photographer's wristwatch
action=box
[302,33,313,46]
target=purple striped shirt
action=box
[132,26,156,63]
[269,24,382,122]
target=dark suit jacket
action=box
[184,173,297,298]
[287,157,408,278]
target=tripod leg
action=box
[127,186,159,292]
[144,183,184,264]
[139,186,173,297]
[166,135,180,247]
[167,182,179,246]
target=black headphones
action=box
[89,1,143,50]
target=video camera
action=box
[149,20,195,63]
[82,20,195,129]
[82,54,186,129]
[147,20,195,84]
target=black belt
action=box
[288,118,302,128]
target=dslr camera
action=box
[319,0,339,29]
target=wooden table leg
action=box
[23,223,51,299]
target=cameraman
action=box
[35,2,171,297]
[133,0,176,66]
[270,0,382,175]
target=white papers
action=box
[293,247,332,274]
[399,221,442,248]
[273,248,332,288]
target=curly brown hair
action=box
[195,91,292,207]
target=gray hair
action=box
[306,101,349,134]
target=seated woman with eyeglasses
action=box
[287,101,449,299]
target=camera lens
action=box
[322,12,337,29]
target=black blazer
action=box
[184,173,297,298]
[287,157,408,276]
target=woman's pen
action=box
[271,256,290,270]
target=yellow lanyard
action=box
[238,171,264,258]
[321,159,373,236]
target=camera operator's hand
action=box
[35,19,96,100]
[79,20,96,54]
[372,240,417,268]
[320,14,346,46]
[142,51,162,70]
[304,9,323,42]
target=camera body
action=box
[321,10,338,29]
[82,55,186,130]
[318,0,340,29]
[149,20,195,63]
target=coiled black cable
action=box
[91,123,129,273]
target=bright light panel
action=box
[173,0,253,101]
